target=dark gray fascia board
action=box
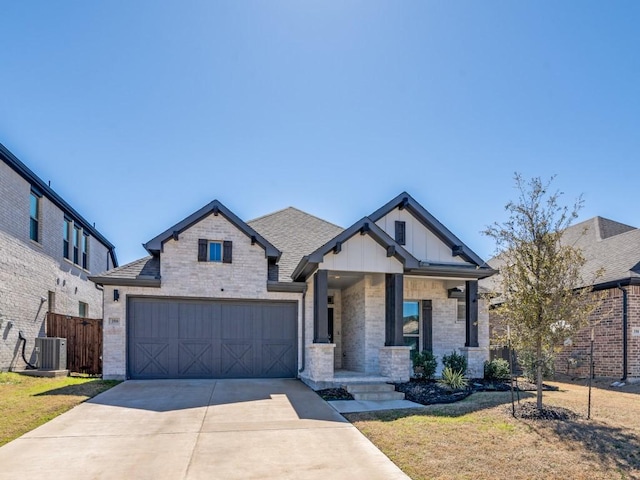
[292,217,420,281]
[143,199,281,260]
[0,142,119,267]
[368,191,487,267]
[591,276,640,291]
[88,276,161,288]
[291,255,311,282]
[266,281,307,293]
[405,265,498,280]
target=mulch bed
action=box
[394,378,559,406]
[315,379,559,405]
[316,388,354,401]
[511,402,580,421]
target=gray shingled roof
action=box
[482,216,640,291]
[248,207,344,282]
[93,256,160,280]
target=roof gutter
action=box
[617,283,628,382]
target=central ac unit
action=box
[35,337,67,370]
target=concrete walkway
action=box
[329,398,424,414]
[0,379,409,480]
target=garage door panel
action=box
[178,341,213,376]
[261,342,296,378]
[179,303,213,339]
[133,341,171,377]
[220,342,254,377]
[128,298,296,379]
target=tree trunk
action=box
[536,335,543,411]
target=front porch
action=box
[299,270,488,390]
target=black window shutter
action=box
[198,239,208,262]
[223,240,233,263]
[395,221,406,245]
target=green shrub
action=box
[518,350,554,382]
[484,359,511,381]
[438,366,469,390]
[442,351,467,376]
[412,350,438,380]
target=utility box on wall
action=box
[35,337,67,370]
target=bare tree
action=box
[485,174,597,411]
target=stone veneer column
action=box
[379,346,412,382]
[305,344,335,382]
[460,347,486,378]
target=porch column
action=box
[385,273,404,346]
[465,280,479,347]
[313,269,330,343]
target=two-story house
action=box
[0,142,118,371]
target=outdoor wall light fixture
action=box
[448,287,464,299]
[113,289,120,302]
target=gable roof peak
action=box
[143,199,280,258]
[369,191,489,267]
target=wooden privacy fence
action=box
[46,313,103,375]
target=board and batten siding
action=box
[375,207,468,265]
[317,234,403,273]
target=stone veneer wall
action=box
[341,278,365,372]
[364,274,385,374]
[404,277,489,378]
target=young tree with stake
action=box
[485,174,598,412]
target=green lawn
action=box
[0,372,119,447]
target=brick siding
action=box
[555,286,640,379]
[0,163,110,371]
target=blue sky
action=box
[1,1,638,267]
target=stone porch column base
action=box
[304,344,335,383]
[460,347,488,378]
[379,346,412,383]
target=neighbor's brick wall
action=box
[0,163,109,371]
[555,286,640,379]
[101,212,301,379]
[0,230,103,371]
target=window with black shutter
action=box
[223,241,232,263]
[198,239,208,262]
[395,221,406,245]
[198,239,231,263]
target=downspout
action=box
[299,284,308,373]
[617,283,628,381]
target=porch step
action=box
[346,383,396,393]
[345,383,405,401]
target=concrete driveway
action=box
[0,379,409,480]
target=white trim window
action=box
[403,301,420,350]
[208,241,222,262]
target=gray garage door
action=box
[127,298,297,379]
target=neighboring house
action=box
[0,143,118,371]
[90,192,495,386]
[483,216,640,381]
